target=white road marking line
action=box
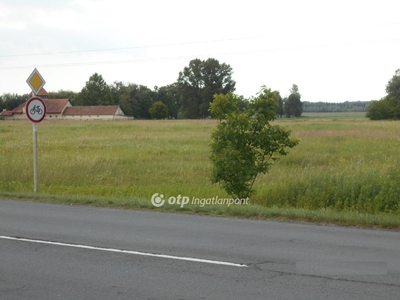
[0,235,247,268]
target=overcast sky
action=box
[0,0,399,102]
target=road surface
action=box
[1,200,399,299]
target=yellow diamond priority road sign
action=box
[26,68,46,95]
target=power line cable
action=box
[0,33,296,58]
[1,37,399,71]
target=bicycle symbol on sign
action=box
[30,105,43,115]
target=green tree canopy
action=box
[274,91,284,117]
[366,99,393,120]
[386,69,400,100]
[209,87,299,199]
[74,73,113,106]
[110,82,153,118]
[0,93,29,111]
[367,69,400,120]
[178,58,236,118]
[128,84,153,119]
[284,84,303,117]
[149,101,169,119]
[153,84,180,119]
[110,81,133,115]
[48,90,78,100]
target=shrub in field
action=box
[149,101,169,119]
[366,99,393,120]
[367,69,400,120]
[209,87,299,200]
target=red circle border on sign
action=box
[26,97,47,123]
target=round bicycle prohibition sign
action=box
[26,97,46,123]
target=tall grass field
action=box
[1,113,399,226]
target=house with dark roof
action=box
[2,101,27,119]
[44,99,72,119]
[1,89,128,120]
[1,98,72,120]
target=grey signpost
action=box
[26,69,46,193]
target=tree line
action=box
[2,62,398,120]
[0,57,304,119]
[303,101,372,113]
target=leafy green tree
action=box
[110,82,153,118]
[128,84,153,119]
[110,81,132,115]
[48,90,78,100]
[386,69,400,100]
[178,58,236,118]
[367,69,400,120]
[284,84,303,117]
[0,93,29,110]
[74,73,113,106]
[209,87,299,200]
[149,101,169,119]
[389,96,400,119]
[275,91,284,117]
[385,69,400,119]
[366,99,392,120]
[153,84,180,119]
[110,81,128,105]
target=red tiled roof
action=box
[10,101,27,114]
[7,99,69,115]
[29,88,49,97]
[45,99,70,114]
[63,106,121,116]
[0,110,13,116]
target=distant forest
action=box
[303,101,371,113]
[1,56,378,118]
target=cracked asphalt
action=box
[1,199,399,299]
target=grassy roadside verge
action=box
[1,118,399,228]
[2,192,399,230]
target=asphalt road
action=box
[1,200,399,300]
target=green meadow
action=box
[1,113,399,228]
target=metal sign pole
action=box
[33,121,38,193]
